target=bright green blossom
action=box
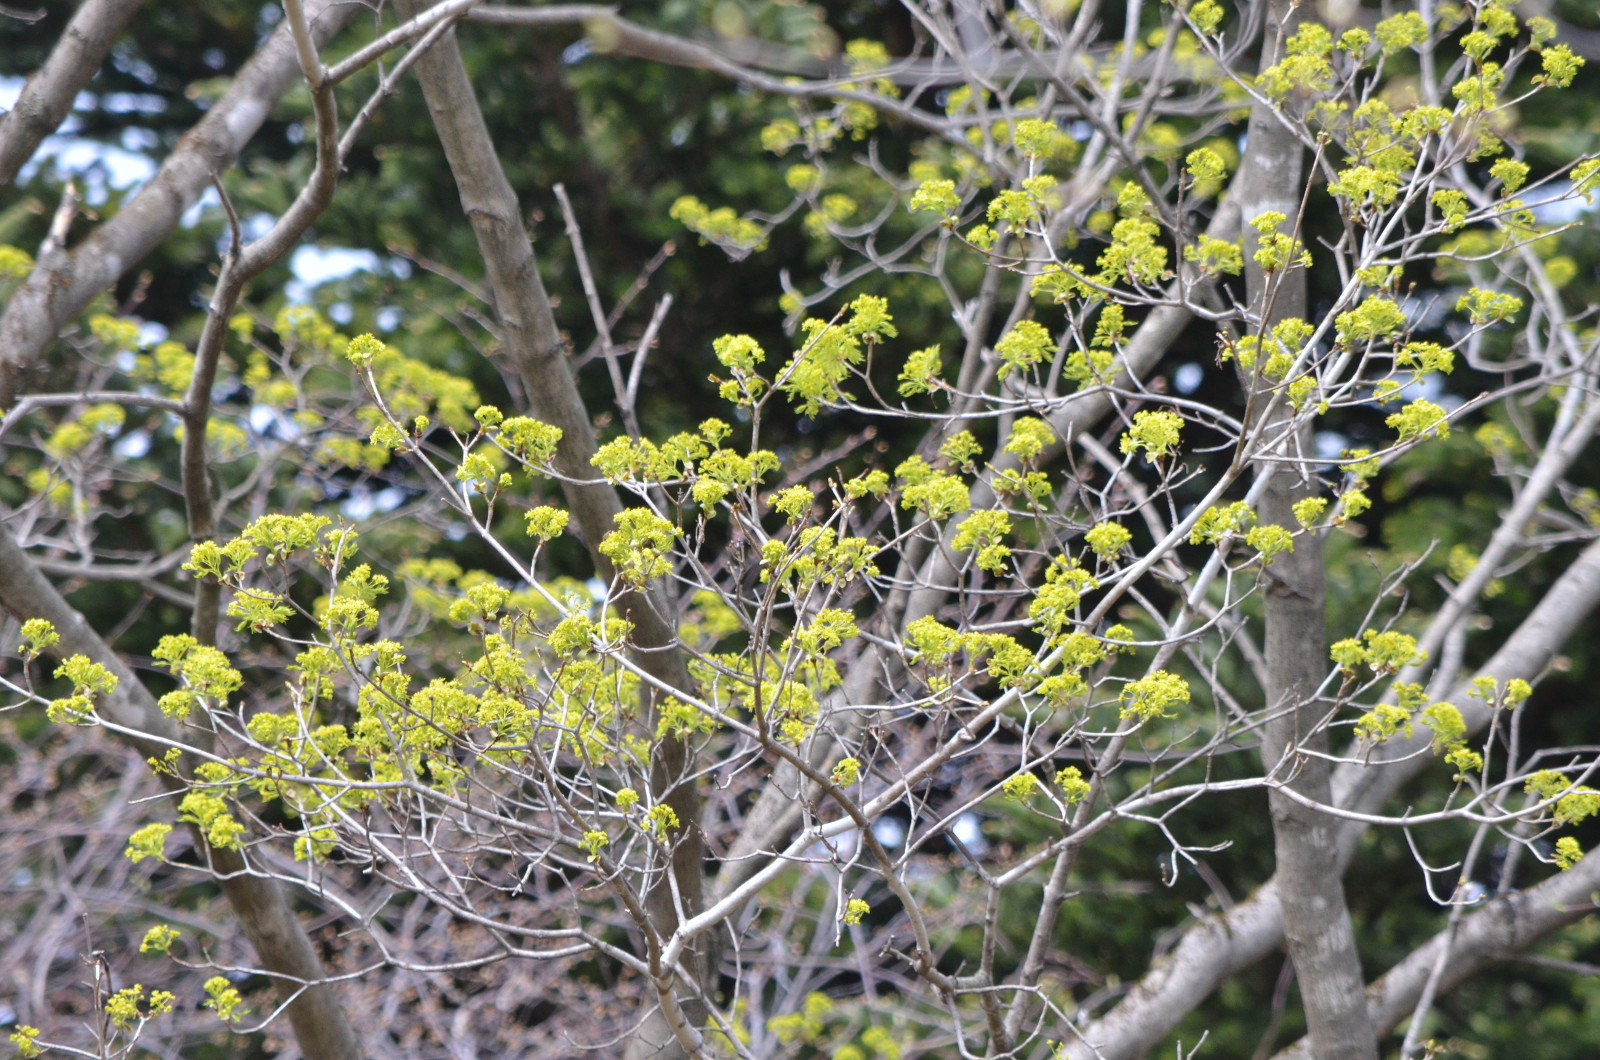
[1119,670,1190,722]
[1119,410,1183,460]
[1085,521,1132,559]
[995,320,1054,378]
[203,976,247,1023]
[1054,766,1091,804]
[1002,773,1038,801]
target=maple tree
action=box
[6,3,1600,1059]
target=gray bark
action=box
[182,0,346,647]
[0,9,372,1054]
[1065,537,1600,1059]
[1234,7,1376,1057]
[1272,842,1600,1059]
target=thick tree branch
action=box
[389,4,706,1054]
[1235,6,1375,1054]
[1065,538,1600,1059]
[0,0,144,195]
[325,0,483,86]
[1335,535,1600,829]
[1272,846,1600,1059]
[181,0,345,645]
[0,0,360,409]
[1398,395,1600,692]
[465,4,975,153]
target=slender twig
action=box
[624,295,672,418]
[324,0,482,86]
[553,182,637,439]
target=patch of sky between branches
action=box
[0,76,403,304]
[0,76,163,204]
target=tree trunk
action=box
[1237,9,1378,1057]
[390,4,707,1054]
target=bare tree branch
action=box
[389,4,709,1054]
[1272,846,1600,1060]
[1066,539,1600,1059]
